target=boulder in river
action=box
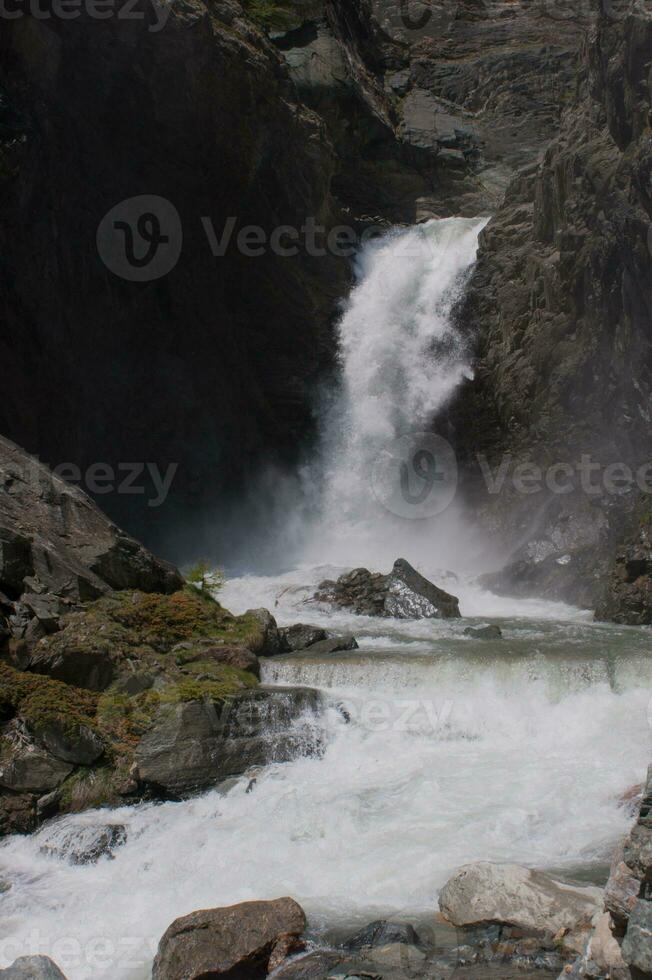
[38,820,127,865]
[464,624,503,639]
[439,862,601,950]
[314,558,460,619]
[278,624,326,652]
[152,897,306,980]
[301,635,358,655]
[135,686,324,797]
[0,957,67,978]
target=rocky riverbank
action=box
[0,438,346,835]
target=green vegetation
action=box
[0,663,99,739]
[242,0,298,30]
[186,559,225,595]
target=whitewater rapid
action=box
[1,219,651,979]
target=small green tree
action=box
[186,560,225,594]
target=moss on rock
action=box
[0,663,99,738]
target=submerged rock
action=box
[0,958,67,979]
[152,898,306,980]
[343,919,422,950]
[463,625,502,640]
[315,559,460,620]
[301,635,358,655]
[39,821,127,865]
[439,862,601,948]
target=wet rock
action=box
[302,635,358,655]
[0,957,67,979]
[39,821,127,865]
[152,897,306,980]
[343,919,422,950]
[245,608,282,656]
[271,950,345,979]
[463,625,502,640]
[439,862,601,944]
[315,559,460,619]
[0,737,73,794]
[279,624,327,652]
[389,559,461,619]
[622,899,652,975]
[135,686,324,798]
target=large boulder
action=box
[152,898,306,980]
[0,957,67,979]
[0,736,73,794]
[439,862,601,944]
[315,558,460,619]
[0,436,182,643]
[245,608,282,656]
[135,686,324,797]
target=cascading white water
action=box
[1,218,650,980]
[303,217,489,571]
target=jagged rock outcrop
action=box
[0,435,182,647]
[449,0,652,611]
[269,0,586,221]
[0,0,348,558]
[315,558,461,618]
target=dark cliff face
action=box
[270,0,586,221]
[448,0,652,610]
[0,0,347,559]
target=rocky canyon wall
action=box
[447,0,652,612]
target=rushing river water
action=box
[1,220,651,978]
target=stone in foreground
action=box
[439,862,601,943]
[0,957,67,978]
[315,558,460,619]
[152,897,306,980]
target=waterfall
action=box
[303,216,489,571]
